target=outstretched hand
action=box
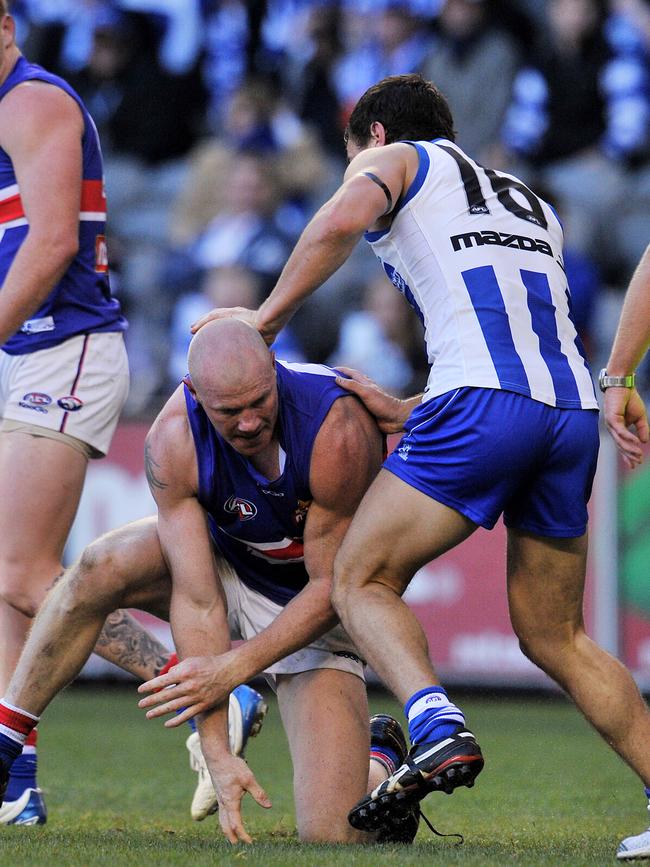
[208,752,272,844]
[604,387,649,469]
[190,306,276,346]
[334,367,412,434]
[137,653,241,726]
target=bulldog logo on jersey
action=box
[293,499,312,526]
[224,495,258,521]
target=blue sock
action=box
[5,749,37,801]
[644,786,650,801]
[405,686,466,746]
[370,742,400,775]
[0,731,23,767]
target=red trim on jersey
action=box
[24,728,38,747]
[258,540,305,561]
[60,334,90,433]
[0,193,24,223]
[0,702,38,737]
[80,179,106,213]
[0,179,106,225]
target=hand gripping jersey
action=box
[184,361,350,606]
[365,139,598,411]
[0,57,126,354]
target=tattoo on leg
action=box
[95,609,170,680]
[144,441,168,491]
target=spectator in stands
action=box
[420,0,522,162]
[170,77,326,250]
[334,1,435,117]
[295,4,346,160]
[170,152,294,297]
[168,264,304,387]
[328,274,427,397]
[501,0,650,268]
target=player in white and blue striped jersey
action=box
[192,73,650,852]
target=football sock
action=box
[405,686,465,746]
[370,744,400,776]
[5,742,37,801]
[0,702,39,787]
[645,786,650,803]
[0,700,39,749]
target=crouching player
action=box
[0,320,419,844]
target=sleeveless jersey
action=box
[0,57,126,354]
[184,360,350,606]
[365,139,598,410]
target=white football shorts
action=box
[0,331,129,457]
[218,554,366,688]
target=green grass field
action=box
[0,685,643,865]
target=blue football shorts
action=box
[383,387,600,538]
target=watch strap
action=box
[599,369,636,391]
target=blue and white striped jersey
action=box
[365,139,598,410]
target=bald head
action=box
[187,318,274,401]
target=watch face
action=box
[598,369,607,392]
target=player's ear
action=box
[369,121,387,147]
[182,375,199,401]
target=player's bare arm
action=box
[139,395,383,716]
[0,81,83,344]
[144,390,271,844]
[604,244,650,468]
[191,142,418,340]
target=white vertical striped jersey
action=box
[365,139,598,410]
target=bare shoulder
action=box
[344,142,416,179]
[145,386,197,498]
[310,394,383,509]
[0,80,82,149]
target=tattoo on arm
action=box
[94,609,171,680]
[144,441,168,491]
[362,171,393,214]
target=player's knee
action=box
[75,537,131,606]
[515,624,579,673]
[296,815,354,844]
[0,560,57,617]
[331,559,352,620]
[331,550,378,618]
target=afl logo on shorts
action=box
[58,395,84,412]
[21,392,52,407]
[224,495,258,521]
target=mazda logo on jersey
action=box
[224,495,258,521]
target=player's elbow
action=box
[30,227,79,269]
[50,231,79,265]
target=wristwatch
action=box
[598,368,636,392]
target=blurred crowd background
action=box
[12,0,650,414]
